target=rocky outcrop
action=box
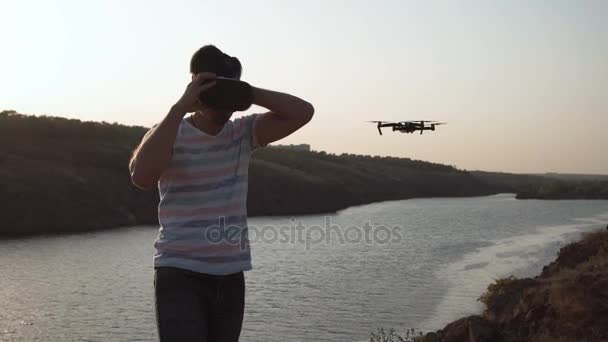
[422,230,608,342]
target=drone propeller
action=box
[395,120,438,125]
[432,122,447,125]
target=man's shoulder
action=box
[231,113,260,127]
[230,114,261,138]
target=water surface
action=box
[1,194,606,341]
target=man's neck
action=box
[191,111,224,136]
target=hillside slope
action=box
[422,230,608,342]
[0,111,513,236]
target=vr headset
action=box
[199,77,254,112]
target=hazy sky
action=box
[2,0,607,174]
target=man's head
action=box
[190,45,242,125]
[191,45,242,79]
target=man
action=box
[129,45,314,342]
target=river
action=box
[1,194,606,341]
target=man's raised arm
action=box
[129,73,216,189]
[252,87,314,147]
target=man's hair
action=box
[190,45,242,78]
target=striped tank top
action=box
[153,113,260,275]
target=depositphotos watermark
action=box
[203,216,403,251]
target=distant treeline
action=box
[471,171,608,200]
[516,179,608,199]
[0,110,604,237]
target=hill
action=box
[0,110,598,237]
[248,149,503,216]
[0,111,155,236]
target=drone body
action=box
[367,120,447,135]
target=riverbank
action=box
[421,229,608,342]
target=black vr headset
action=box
[195,50,254,112]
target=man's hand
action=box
[252,87,314,147]
[174,72,217,113]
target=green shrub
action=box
[478,276,519,306]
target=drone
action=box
[367,120,447,135]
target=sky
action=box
[1,0,607,174]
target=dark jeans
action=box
[154,266,245,342]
